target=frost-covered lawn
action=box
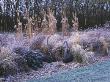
[28,59,110,82]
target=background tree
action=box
[0,0,110,32]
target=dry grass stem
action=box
[15,10,23,40]
[47,8,57,35]
[61,14,69,36]
[72,12,79,32]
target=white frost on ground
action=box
[3,56,110,82]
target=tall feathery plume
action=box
[15,9,23,40]
[33,14,38,35]
[72,12,79,32]
[61,11,69,36]
[24,8,28,38]
[28,17,33,39]
[31,16,36,36]
[37,16,42,33]
[47,8,57,35]
[47,8,53,35]
[50,9,57,34]
[25,9,33,39]
[52,11,57,34]
[72,12,80,44]
[41,10,49,34]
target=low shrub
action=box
[0,47,29,77]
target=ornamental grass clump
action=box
[99,37,109,56]
[41,34,63,61]
[71,43,95,64]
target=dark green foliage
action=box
[74,53,83,63]
[13,47,57,70]
[0,61,17,77]
[25,53,43,70]
[14,56,30,72]
[13,47,43,70]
